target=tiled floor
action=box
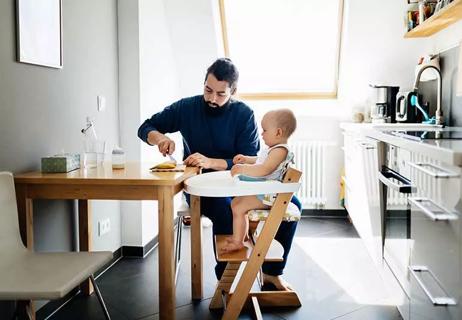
[45,218,402,320]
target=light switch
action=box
[97,95,106,112]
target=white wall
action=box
[139,0,181,245]
[163,0,222,97]
[118,0,181,246]
[428,20,462,53]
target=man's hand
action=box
[157,137,175,156]
[233,154,246,164]
[230,164,244,177]
[184,153,213,169]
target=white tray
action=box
[184,171,300,197]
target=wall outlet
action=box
[98,218,110,236]
[97,95,106,112]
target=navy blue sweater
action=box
[137,95,260,170]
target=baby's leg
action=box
[222,196,268,253]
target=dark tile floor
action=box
[45,218,402,320]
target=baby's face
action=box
[261,114,280,147]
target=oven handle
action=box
[409,266,458,306]
[408,197,459,221]
[408,161,460,179]
[378,167,414,194]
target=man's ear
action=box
[231,87,237,95]
[276,128,283,137]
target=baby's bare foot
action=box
[221,239,245,253]
[262,274,294,291]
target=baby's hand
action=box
[233,154,246,164]
[230,164,244,177]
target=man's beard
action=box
[203,97,230,116]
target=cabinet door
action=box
[409,160,461,320]
[359,137,383,266]
[409,203,460,320]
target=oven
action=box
[378,143,415,319]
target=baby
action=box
[223,108,297,253]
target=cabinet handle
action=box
[358,142,375,150]
[408,162,459,178]
[378,167,414,194]
[409,265,457,306]
[408,197,459,221]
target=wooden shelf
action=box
[405,0,462,38]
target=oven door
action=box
[379,145,415,298]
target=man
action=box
[137,58,299,290]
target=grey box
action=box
[41,154,80,173]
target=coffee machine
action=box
[369,85,400,123]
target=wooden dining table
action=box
[14,162,198,320]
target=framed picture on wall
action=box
[16,0,63,68]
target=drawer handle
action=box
[409,265,457,306]
[378,167,414,194]
[358,142,375,150]
[408,162,460,178]
[408,197,459,221]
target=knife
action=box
[168,154,177,165]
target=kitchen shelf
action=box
[405,0,462,38]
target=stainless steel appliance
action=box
[378,143,415,319]
[370,85,400,123]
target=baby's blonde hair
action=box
[267,108,297,138]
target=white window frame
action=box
[218,0,345,100]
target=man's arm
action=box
[147,131,175,156]
[183,153,228,170]
[138,100,183,155]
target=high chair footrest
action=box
[227,291,302,308]
[215,235,284,262]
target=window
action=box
[219,0,344,100]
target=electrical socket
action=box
[98,218,110,236]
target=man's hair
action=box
[272,109,297,138]
[205,58,239,92]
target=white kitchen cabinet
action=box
[342,127,383,266]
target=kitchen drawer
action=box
[408,156,461,211]
[409,198,461,320]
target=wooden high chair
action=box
[185,167,302,319]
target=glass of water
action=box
[83,140,105,168]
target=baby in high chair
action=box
[223,108,297,253]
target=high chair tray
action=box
[184,171,300,197]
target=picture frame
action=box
[16,0,63,69]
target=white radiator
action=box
[290,141,328,209]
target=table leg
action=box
[78,199,93,295]
[15,184,36,320]
[190,195,203,300]
[159,186,175,320]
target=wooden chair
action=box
[0,172,112,320]
[208,168,302,319]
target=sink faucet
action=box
[413,64,443,126]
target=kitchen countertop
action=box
[340,122,462,166]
